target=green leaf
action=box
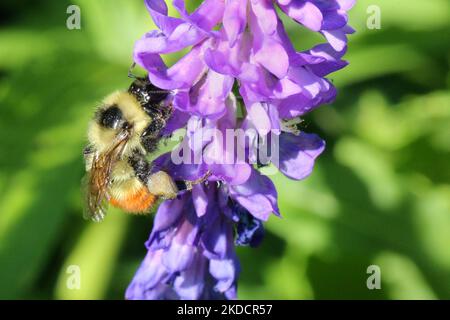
[55,210,130,300]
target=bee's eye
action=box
[99,105,122,129]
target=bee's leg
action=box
[128,151,152,183]
[140,116,168,154]
[129,153,177,199]
[147,170,211,200]
[176,171,212,191]
[143,103,173,130]
[160,103,173,123]
[142,116,166,139]
[147,171,179,200]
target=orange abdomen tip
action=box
[110,187,157,214]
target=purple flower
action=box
[126,174,277,300]
[126,0,354,300]
[277,0,356,51]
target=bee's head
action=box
[88,92,153,155]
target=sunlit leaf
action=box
[55,210,129,300]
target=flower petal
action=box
[192,184,208,217]
[136,43,207,90]
[209,256,239,294]
[189,0,225,31]
[145,0,183,35]
[275,132,325,180]
[229,169,280,220]
[223,0,248,46]
[279,1,323,31]
[151,195,185,233]
[152,152,208,181]
[162,241,196,273]
[134,25,205,55]
[321,25,355,52]
[125,250,171,299]
[250,0,278,35]
[307,43,348,77]
[208,163,253,185]
[173,254,206,300]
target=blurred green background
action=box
[0,0,449,299]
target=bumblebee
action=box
[83,76,206,222]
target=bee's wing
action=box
[82,134,129,222]
[82,147,107,221]
[82,149,116,222]
[82,172,110,222]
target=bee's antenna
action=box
[128,62,138,79]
